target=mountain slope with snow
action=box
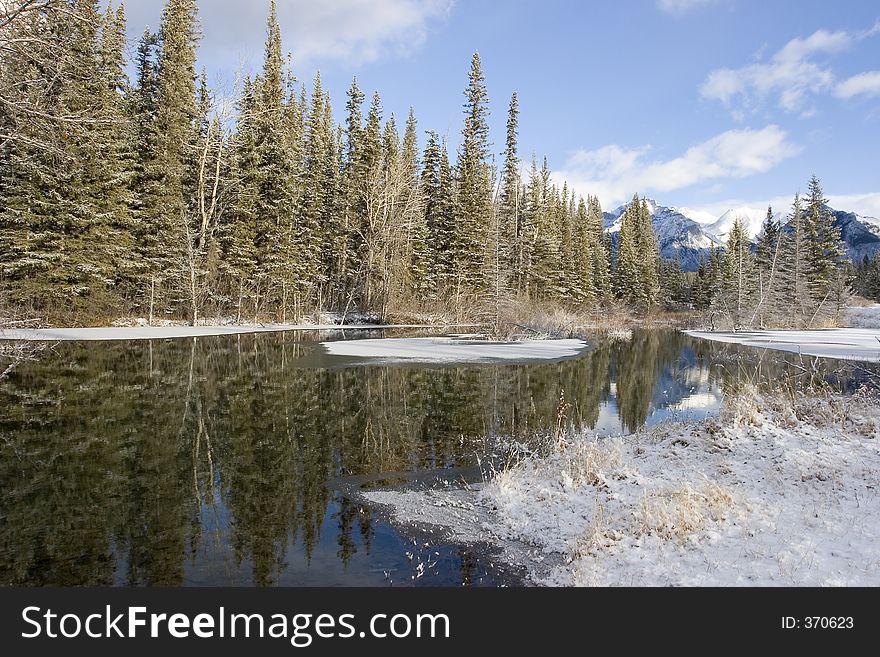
[602,199,880,272]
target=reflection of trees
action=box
[4,329,800,586]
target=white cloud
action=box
[689,192,880,223]
[553,126,800,209]
[701,24,879,116]
[827,192,880,218]
[125,0,452,67]
[656,0,717,15]
[836,71,880,99]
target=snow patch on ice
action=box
[321,337,589,364]
[686,328,880,363]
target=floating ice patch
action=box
[321,337,589,364]
[0,324,435,342]
[685,328,880,363]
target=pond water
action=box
[0,329,870,587]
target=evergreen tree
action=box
[137,0,200,321]
[716,217,756,327]
[804,175,845,307]
[454,52,492,292]
[586,195,610,302]
[297,73,334,306]
[754,205,782,326]
[222,76,260,321]
[420,130,442,295]
[638,199,660,307]
[499,92,520,292]
[615,196,659,307]
[254,0,298,317]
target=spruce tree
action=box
[454,52,492,293]
[804,175,845,307]
[778,192,811,324]
[717,217,756,327]
[638,199,660,307]
[420,130,442,295]
[254,0,298,317]
[499,92,520,292]
[614,196,641,304]
[586,195,610,302]
[137,0,200,321]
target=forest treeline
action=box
[0,0,863,328]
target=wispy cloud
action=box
[125,0,453,68]
[701,23,880,117]
[553,126,800,209]
[276,0,453,65]
[836,71,880,99]
[656,0,717,16]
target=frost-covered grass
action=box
[846,304,880,329]
[366,387,880,586]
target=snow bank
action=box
[321,337,588,364]
[686,328,880,363]
[0,323,436,342]
[366,389,880,586]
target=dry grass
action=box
[636,480,735,543]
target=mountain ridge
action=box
[602,198,880,271]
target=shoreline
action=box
[0,323,468,342]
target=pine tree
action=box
[400,110,430,301]
[716,217,756,327]
[586,195,610,302]
[337,77,366,302]
[454,52,492,293]
[754,205,782,326]
[526,159,562,299]
[804,175,845,308]
[499,92,520,292]
[778,192,811,325]
[638,199,660,307]
[222,76,260,322]
[420,130,442,295]
[137,0,200,322]
[254,0,298,318]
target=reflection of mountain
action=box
[0,331,818,586]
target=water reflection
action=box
[0,329,869,586]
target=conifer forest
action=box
[0,1,862,329]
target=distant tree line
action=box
[0,1,853,328]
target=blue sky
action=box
[123,0,880,218]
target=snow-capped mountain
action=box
[604,200,722,271]
[829,210,880,263]
[703,207,775,243]
[603,198,880,272]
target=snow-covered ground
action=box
[365,389,880,586]
[322,337,588,364]
[0,323,438,342]
[685,328,880,363]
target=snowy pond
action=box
[0,328,873,586]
